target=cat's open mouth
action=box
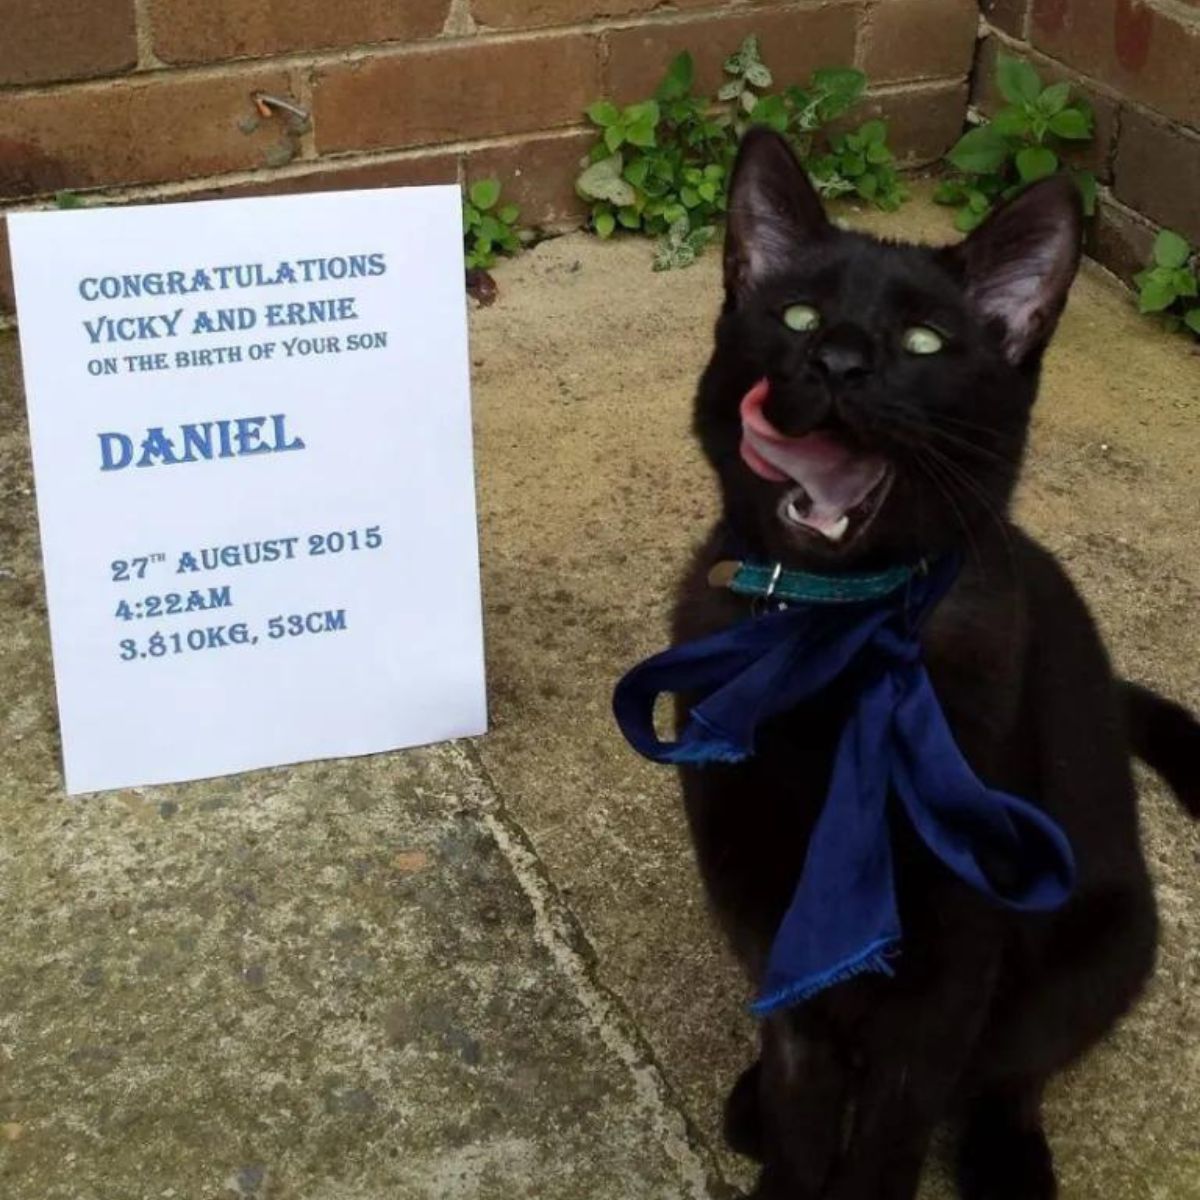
[739,378,893,547]
[778,471,894,545]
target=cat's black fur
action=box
[670,129,1200,1199]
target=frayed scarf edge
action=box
[749,937,900,1017]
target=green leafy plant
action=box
[576,37,906,267]
[718,36,776,136]
[654,217,716,271]
[935,53,1095,232]
[808,118,906,212]
[462,178,524,270]
[1135,229,1200,336]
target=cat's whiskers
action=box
[909,448,986,570]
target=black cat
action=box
[667,129,1200,1199]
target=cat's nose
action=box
[810,325,874,384]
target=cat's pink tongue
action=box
[739,378,888,538]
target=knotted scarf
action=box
[612,555,1075,1015]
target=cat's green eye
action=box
[783,304,821,333]
[902,326,945,355]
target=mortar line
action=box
[854,0,877,71]
[0,127,595,214]
[131,0,165,71]
[289,65,318,162]
[451,737,728,1200]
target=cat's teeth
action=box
[824,515,851,542]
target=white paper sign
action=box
[10,188,486,794]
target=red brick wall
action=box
[0,0,981,318]
[975,0,1200,284]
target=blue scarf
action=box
[612,554,1076,1016]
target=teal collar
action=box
[708,558,920,605]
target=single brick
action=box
[1114,109,1200,246]
[971,38,1118,181]
[1031,0,1200,129]
[836,80,970,166]
[1085,194,1157,287]
[313,37,603,154]
[466,131,595,229]
[472,0,707,32]
[979,0,1030,37]
[0,218,14,316]
[0,72,301,200]
[604,6,859,105]
[149,0,450,65]
[0,0,136,86]
[860,0,979,84]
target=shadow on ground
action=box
[1,182,1197,1198]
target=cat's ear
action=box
[952,175,1083,365]
[724,127,828,297]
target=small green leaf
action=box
[997,54,1043,106]
[624,99,660,126]
[576,154,637,206]
[866,140,892,164]
[717,79,743,102]
[625,117,658,148]
[623,157,650,188]
[857,172,879,199]
[1153,229,1191,270]
[1184,308,1200,335]
[934,180,967,205]
[1037,81,1072,116]
[479,215,507,241]
[587,100,620,127]
[840,152,866,177]
[497,204,520,225]
[740,91,758,114]
[811,67,866,102]
[655,51,694,102]
[617,205,641,230]
[468,179,501,211]
[947,124,1011,175]
[1015,145,1058,182]
[955,206,986,232]
[593,206,616,238]
[1048,107,1092,140]
[604,125,624,153]
[744,62,772,88]
[1172,267,1198,296]
[859,119,886,145]
[991,106,1031,138]
[750,94,789,132]
[1139,272,1179,313]
[680,185,700,208]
